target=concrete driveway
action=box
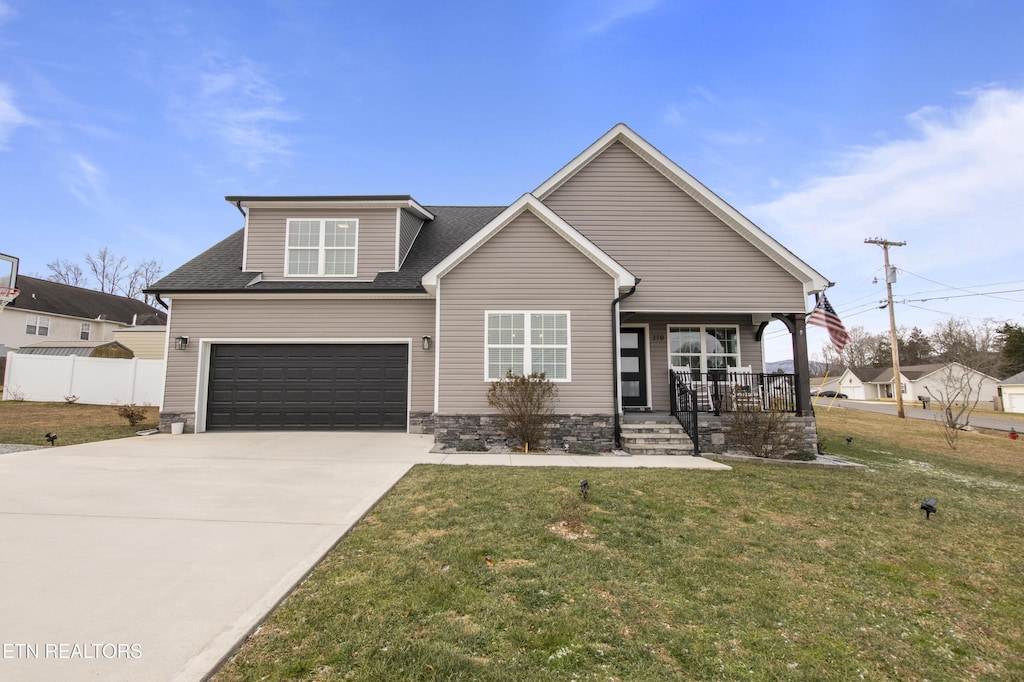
[0,432,728,681]
[0,431,440,682]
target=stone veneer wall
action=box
[159,411,196,433]
[433,414,615,451]
[698,414,818,456]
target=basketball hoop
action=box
[0,286,20,313]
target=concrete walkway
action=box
[0,432,727,682]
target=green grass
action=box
[0,400,159,446]
[215,411,1024,681]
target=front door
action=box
[619,327,648,408]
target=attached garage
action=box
[206,343,409,431]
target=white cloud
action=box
[65,154,106,205]
[750,87,1024,278]
[0,83,30,149]
[0,1,14,24]
[170,54,298,169]
[749,87,1024,359]
[586,0,661,34]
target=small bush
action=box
[487,370,558,452]
[116,404,148,427]
[723,404,806,459]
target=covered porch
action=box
[616,312,815,455]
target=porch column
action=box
[773,312,813,416]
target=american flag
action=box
[807,293,852,353]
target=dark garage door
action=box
[206,344,408,431]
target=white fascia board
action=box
[534,123,831,297]
[421,193,635,295]
[232,198,434,220]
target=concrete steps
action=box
[620,418,695,456]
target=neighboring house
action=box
[835,366,886,400]
[0,272,166,357]
[16,340,135,358]
[810,375,843,395]
[148,124,831,450]
[837,363,999,405]
[996,371,1024,414]
[113,325,168,360]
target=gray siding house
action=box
[149,124,829,451]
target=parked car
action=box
[817,390,848,399]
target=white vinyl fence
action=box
[2,354,164,406]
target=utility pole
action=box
[865,238,907,418]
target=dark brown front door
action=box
[619,327,647,408]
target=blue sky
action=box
[2,0,1023,361]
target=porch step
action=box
[620,420,695,456]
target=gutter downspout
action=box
[234,200,246,218]
[611,278,640,449]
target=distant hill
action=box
[765,359,829,375]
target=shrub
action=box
[487,370,558,452]
[116,404,148,427]
[723,404,808,459]
[568,442,598,455]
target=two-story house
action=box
[0,254,166,362]
[149,124,830,453]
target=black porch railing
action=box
[668,370,700,456]
[670,369,798,416]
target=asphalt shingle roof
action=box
[149,206,507,294]
[8,275,166,325]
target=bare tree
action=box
[925,364,993,450]
[122,259,163,304]
[46,258,87,287]
[85,248,130,295]
[932,318,1000,373]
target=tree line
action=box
[46,248,163,306]
[816,318,1024,379]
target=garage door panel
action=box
[207,344,408,431]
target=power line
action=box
[897,269,1024,303]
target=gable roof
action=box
[1000,370,1024,385]
[421,194,636,295]
[867,363,999,384]
[534,123,830,298]
[16,340,134,357]
[7,275,166,325]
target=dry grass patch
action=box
[818,407,1024,476]
[0,400,158,446]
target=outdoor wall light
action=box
[921,498,937,520]
[422,335,432,351]
[174,336,189,350]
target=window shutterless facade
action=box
[485,312,570,381]
[80,322,91,340]
[668,326,739,376]
[285,219,358,276]
[26,315,50,336]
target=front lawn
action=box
[214,409,1024,681]
[0,400,159,446]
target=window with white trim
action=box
[286,218,357,276]
[486,312,569,380]
[668,326,739,376]
[80,322,91,340]
[26,315,50,336]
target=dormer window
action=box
[286,218,358,276]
